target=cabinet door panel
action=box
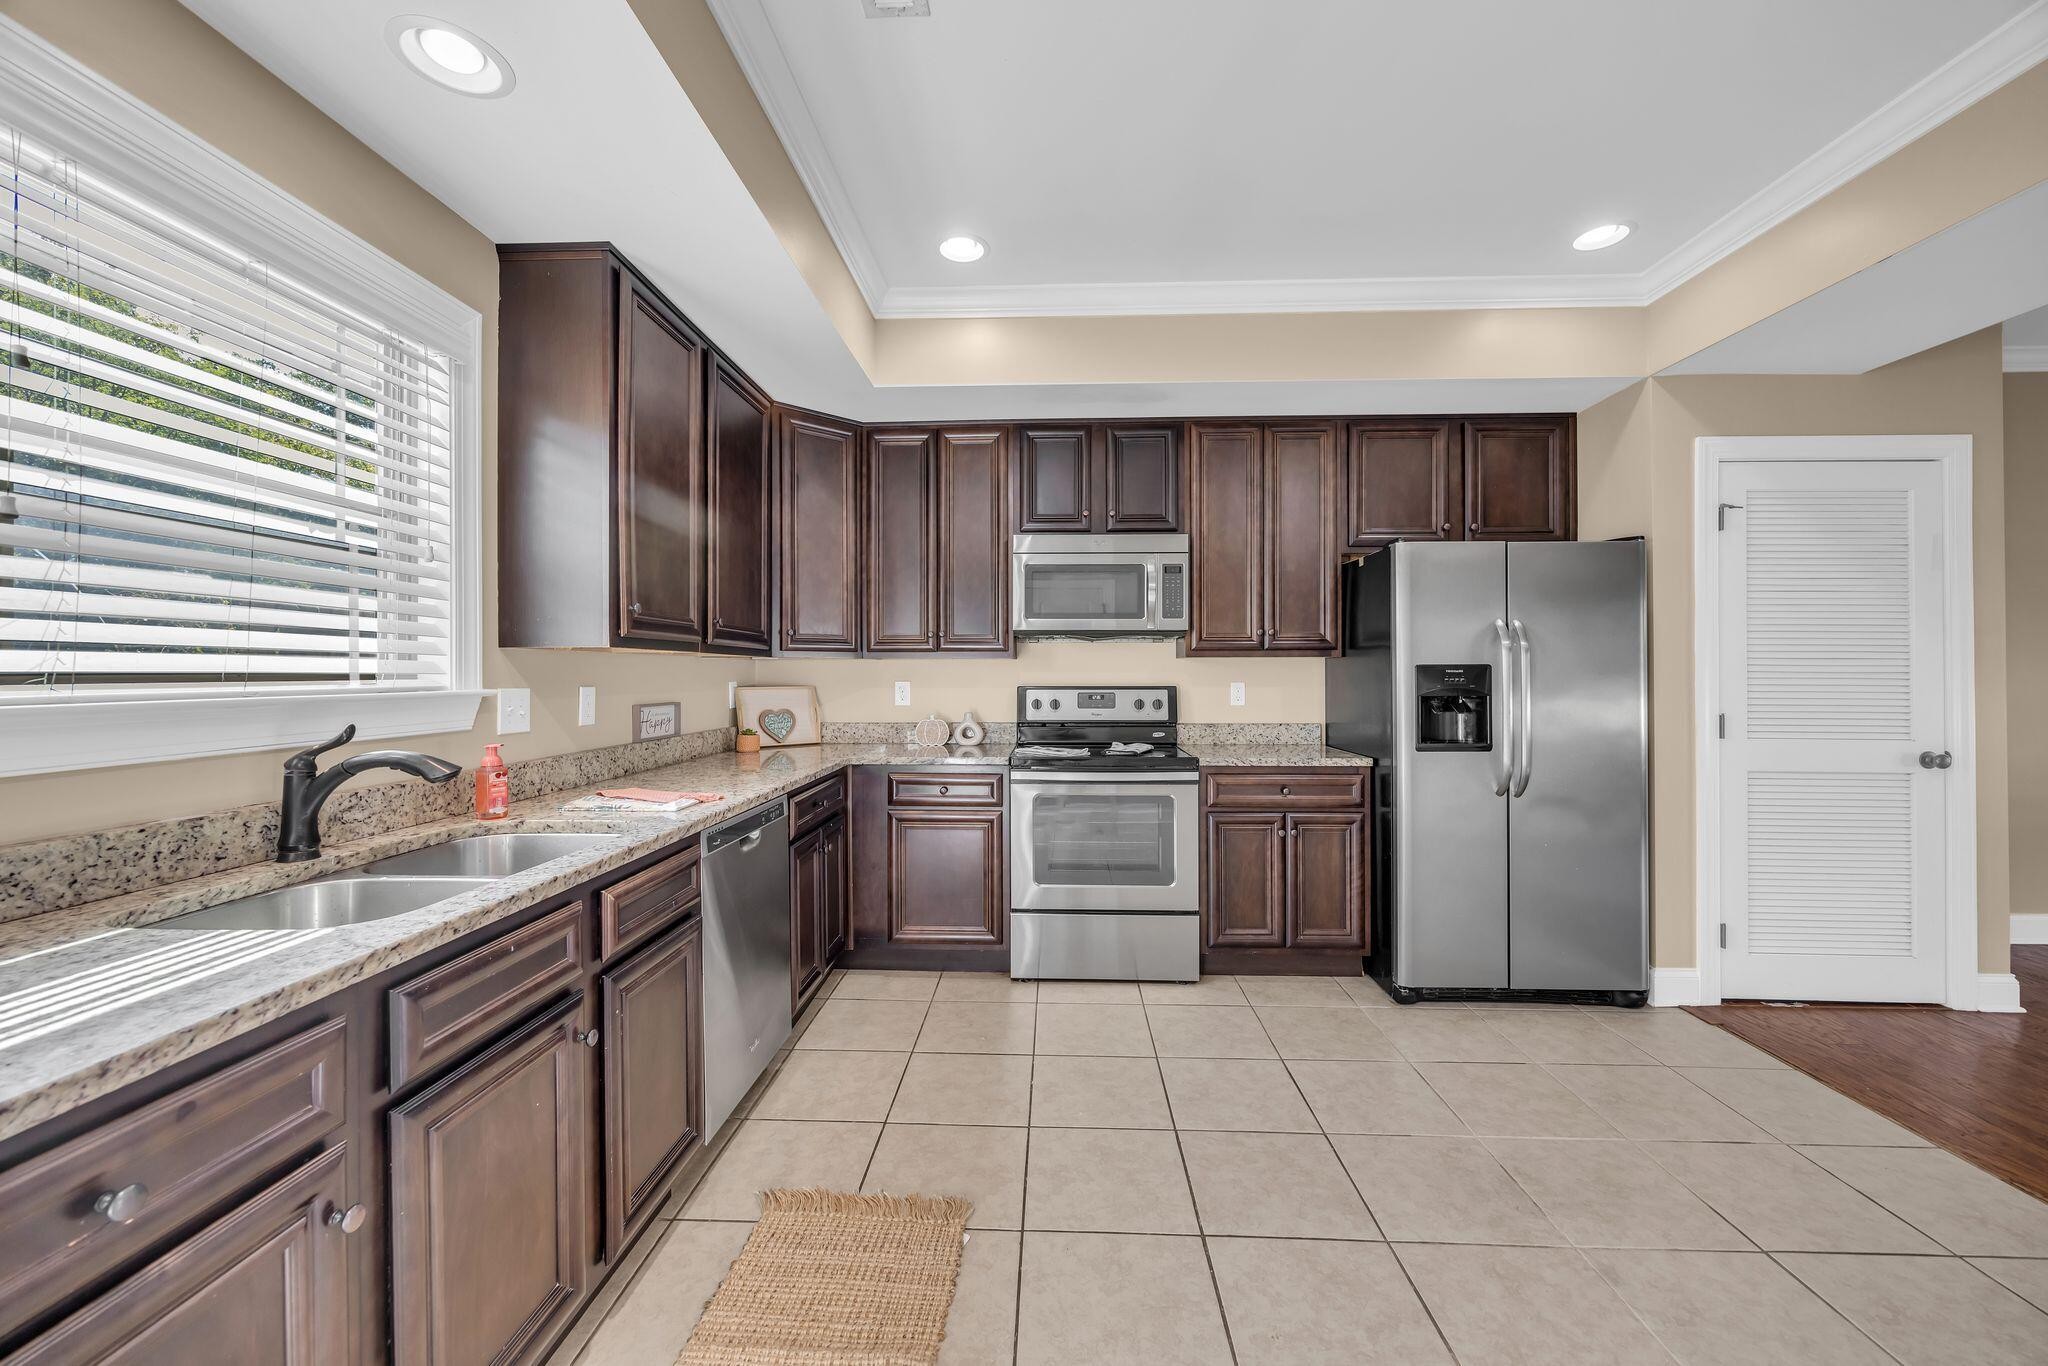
[1286,813,1367,949]
[776,410,862,653]
[1204,813,1286,947]
[888,811,1003,944]
[1464,417,1572,540]
[1346,420,1459,546]
[790,824,827,1010]
[602,921,702,1258]
[822,815,850,961]
[1264,422,1340,652]
[1015,426,1093,533]
[1102,425,1180,532]
[865,431,936,651]
[615,276,705,645]
[1186,423,1264,653]
[390,999,588,1366]
[705,357,773,653]
[936,428,1011,652]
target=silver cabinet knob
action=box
[938,785,950,795]
[93,1183,148,1224]
[326,1202,368,1234]
[1280,786,1292,796]
[630,601,642,614]
[575,1027,601,1048]
[1441,521,1452,532]
[1918,750,1954,770]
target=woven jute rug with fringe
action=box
[678,1188,972,1366]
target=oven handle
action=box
[1009,770,1199,785]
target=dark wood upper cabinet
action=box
[865,429,938,652]
[389,998,589,1366]
[1263,422,1340,653]
[1015,423,1180,534]
[1345,419,1459,548]
[616,276,708,646]
[704,356,773,654]
[775,409,862,653]
[1014,426,1093,532]
[1186,423,1265,653]
[1463,417,1573,541]
[935,428,1011,653]
[600,920,702,1260]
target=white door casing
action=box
[1694,436,1977,1008]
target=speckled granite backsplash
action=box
[0,726,735,922]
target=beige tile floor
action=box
[570,970,2048,1365]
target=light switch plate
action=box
[1229,682,1246,707]
[577,686,597,727]
[634,701,679,742]
[894,681,912,706]
[497,687,532,734]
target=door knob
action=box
[1918,751,1953,770]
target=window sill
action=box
[0,689,488,778]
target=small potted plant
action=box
[735,726,760,753]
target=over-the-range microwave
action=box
[1011,533,1189,637]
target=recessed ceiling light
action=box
[938,235,987,263]
[1572,223,1633,252]
[385,16,515,98]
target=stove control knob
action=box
[1030,698,1042,710]
[1050,699,1061,710]
[1133,699,1144,711]
[1151,698,1164,710]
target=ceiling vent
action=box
[863,0,931,16]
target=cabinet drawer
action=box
[885,772,1004,808]
[1203,771,1366,810]
[788,772,848,834]
[388,901,586,1088]
[0,1018,346,1343]
[597,844,700,961]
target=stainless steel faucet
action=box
[275,725,461,863]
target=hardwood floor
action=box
[1690,946,2048,1201]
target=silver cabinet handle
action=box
[326,1202,368,1234]
[1510,619,1533,798]
[1919,751,1953,770]
[1491,619,1513,796]
[575,1028,601,1048]
[93,1183,148,1224]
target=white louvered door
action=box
[1718,459,1948,1002]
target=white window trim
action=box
[0,19,483,778]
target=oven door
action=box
[1012,552,1162,633]
[1009,772,1200,912]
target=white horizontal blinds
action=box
[0,123,455,695]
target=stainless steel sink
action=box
[161,877,493,932]
[355,832,617,878]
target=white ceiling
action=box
[712,0,2046,316]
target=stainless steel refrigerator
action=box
[1327,541,1648,1004]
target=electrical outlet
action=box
[634,702,679,742]
[1229,682,1246,707]
[577,686,597,727]
[894,681,912,706]
[496,687,532,734]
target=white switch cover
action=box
[577,686,597,727]
[727,680,737,708]
[497,687,532,734]
[894,681,912,706]
[1229,682,1246,707]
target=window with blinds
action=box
[1,125,456,697]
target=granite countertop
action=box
[0,734,1375,1140]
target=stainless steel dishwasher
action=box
[699,802,792,1139]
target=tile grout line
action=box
[1760,1250,1915,1366]
[1149,982,1241,1366]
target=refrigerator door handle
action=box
[1491,618,1514,796]
[1510,618,1533,797]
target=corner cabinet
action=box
[498,244,770,654]
[1185,421,1339,655]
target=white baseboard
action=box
[1978,973,2026,1013]
[1650,968,1701,1007]
[2012,913,2048,945]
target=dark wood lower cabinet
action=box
[389,997,589,1366]
[1285,813,1367,948]
[790,820,828,1010]
[1203,771,1370,968]
[601,921,702,1259]
[1204,813,1287,947]
[822,814,849,960]
[888,810,1004,945]
[8,1146,350,1366]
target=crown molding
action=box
[706,0,2048,320]
[2008,344,2048,371]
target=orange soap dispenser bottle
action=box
[475,743,509,820]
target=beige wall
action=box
[756,644,1322,726]
[1578,328,2011,976]
[0,1,752,843]
[2006,372,2048,922]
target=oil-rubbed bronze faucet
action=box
[275,725,460,862]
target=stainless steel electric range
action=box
[1008,686,1201,982]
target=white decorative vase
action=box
[952,710,985,746]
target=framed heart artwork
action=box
[733,685,822,747]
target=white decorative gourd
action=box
[912,714,951,747]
